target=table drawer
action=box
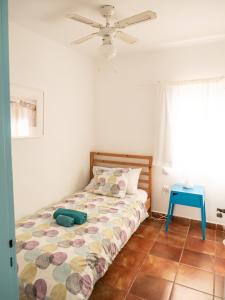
[170,192,202,207]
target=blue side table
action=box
[165,184,206,240]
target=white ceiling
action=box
[9,0,225,57]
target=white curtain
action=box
[11,100,36,137]
[154,77,225,183]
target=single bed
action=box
[16,152,152,300]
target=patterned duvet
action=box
[16,190,148,300]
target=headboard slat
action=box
[90,152,153,211]
[94,159,150,168]
[139,179,149,184]
[93,152,152,160]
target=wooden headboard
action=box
[90,152,153,211]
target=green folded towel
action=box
[56,215,74,227]
[53,208,87,225]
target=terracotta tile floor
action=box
[90,218,225,300]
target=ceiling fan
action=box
[66,5,157,59]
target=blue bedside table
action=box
[165,184,206,240]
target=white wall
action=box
[95,40,225,223]
[10,22,225,224]
[9,23,95,220]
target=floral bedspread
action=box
[16,191,148,300]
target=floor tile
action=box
[89,282,127,300]
[215,257,225,276]
[175,264,214,294]
[188,225,216,241]
[216,231,225,243]
[191,219,217,230]
[114,248,146,270]
[191,219,215,229]
[150,242,183,262]
[215,243,225,259]
[181,249,214,272]
[90,218,223,299]
[134,224,159,240]
[140,254,178,281]
[206,228,216,241]
[206,222,217,230]
[157,230,186,248]
[185,236,215,255]
[125,293,145,300]
[100,263,137,291]
[173,216,191,226]
[170,284,213,300]
[130,274,173,300]
[214,274,225,298]
[142,217,164,229]
[217,225,225,231]
[161,222,189,235]
[125,235,155,253]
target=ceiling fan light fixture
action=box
[99,42,117,60]
[68,6,157,57]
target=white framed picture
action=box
[10,84,44,138]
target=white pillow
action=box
[126,168,142,194]
[91,166,141,194]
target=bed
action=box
[16,152,153,300]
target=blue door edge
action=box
[0,0,18,299]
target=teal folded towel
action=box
[53,208,87,225]
[56,215,74,227]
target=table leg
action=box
[170,204,175,223]
[166,200,172,233]
[201,201,206,240]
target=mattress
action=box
[16,190,148,300]
[134,189,148,204]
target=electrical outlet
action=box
[162,185,170,193]
[217,212,223,218]
[217,208,225,213]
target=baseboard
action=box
[151,210,225,231]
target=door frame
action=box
[0,0,18,299]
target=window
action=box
[155,78,225,182]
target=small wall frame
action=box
[10,84,44,138]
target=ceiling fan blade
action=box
[115,31,138,44]
[71,33,98,44]
[66,13,103,29]
[114,10,157,29]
